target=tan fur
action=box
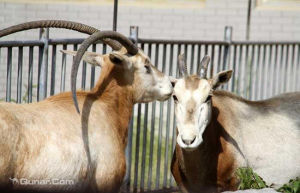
[171,96,239,193]
[0,50,172,193]
[172,72,300,193]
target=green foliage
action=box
[277,178,300,193]
[236,167,268,190]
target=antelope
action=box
[171,54,300,193]
[0,21,173,193]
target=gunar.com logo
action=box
[9,178,74,185]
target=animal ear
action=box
[60,50,103,67]
[109,52,132,69]
[109,52,125,64]
[210,70,233,89]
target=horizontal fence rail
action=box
[0,27,299,193]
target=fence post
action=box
[223,26,232,69]
[129,26,139,44]
[38,28,49,101]
[223,26,232,90]
[122,26,139,193]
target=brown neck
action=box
[175,106,223,191]
[85,62,134,147]
[175,103,238,192]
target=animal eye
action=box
[144,65,151,74]
[173,95,178,103]
[205,95,212,103]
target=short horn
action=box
[0,20,122,51]
[71,31,138,113]
[198,55,210,78]
[178,53,188,77]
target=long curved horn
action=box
[0,20,122,50]
[71,31,138,113]
[198,55,210,78]
[178,53,188,77]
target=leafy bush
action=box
[236,167,299,193]
[236,167,267,190]
[277,178,300,193]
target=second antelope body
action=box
[171,55,300,193]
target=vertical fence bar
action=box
[255,45,261,100]
[290,44,295,92]
[244,45,249,98]
[297,44,300,90]
[237,45,243,96]
[273,45,278,96]
[113,0,118,31]
[124,26,139,193]
[248,45,254,100]
[223,26,232,70]
[184,44,188,60]
[168,44,175,187]
[231,45,237,93]
[279,45,285,93]
[283,44,289,93]
[163,44,172,189]
[90,44,96,89]
[60,44,67,92]
[6,47,12,102]
[28,46,34,103]
[17,47,23,103]
[50,45,57,96]
[133,104,142,193]
[196,44,202,75]
[260,45,267,99]
[170,44,182,187]
[154,43,161,190]
[249,45,255,100]
[155,44,167,189]
[38,44,42,100]
[38,28,49,101]
[210,44,215,78]
[286,44,293,92]
[147,43,158,191]
[267,45,273,98]
[140,104,148,192]
[139,42,148,193]
[190,44,195,74]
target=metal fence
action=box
[0,26,299,193]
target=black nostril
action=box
[171,81,175,87]
[182,137,196,145]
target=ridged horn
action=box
[198,55,210,78]
[71,31,139,113]
[0,20,122,50]
[178,53,188,77]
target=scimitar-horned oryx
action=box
[0,20,173,193]
[171,54,300,193]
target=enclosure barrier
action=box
[0,26,299,193]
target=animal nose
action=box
[182,136,196,145]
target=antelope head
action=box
[64,31,173,112]
[173,54,233,149]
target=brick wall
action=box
[0,0,299,41]
[0,0,299,100]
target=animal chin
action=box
[157,93,172,101]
